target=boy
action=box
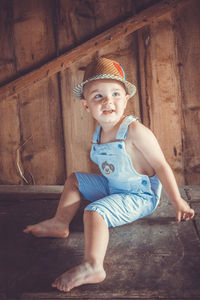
[24,57,194,292]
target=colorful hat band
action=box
[73,58,136,99]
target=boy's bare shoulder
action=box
[127,120,165,167]
[128,120,152,141]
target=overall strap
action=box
[116,115,138,140]
[92,125,101,143]
[92,115,138,143]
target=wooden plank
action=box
[0,80,65,186]
[0,0,190,101]
[0,185,63,200]
[14,76,66,185]
[1,0,66,185]
[0,0,16,83]
[184,186,200,236]
[57,0,134,53]
[174,0,200,185]
[20,296,200,300]
[0,1,22,184]
[1,187,199,299]
[60,62,98,175]
[0,97,22,184]
[0,294,7,300]
[184,186,200,202]
[18,296,196,300]
[137,13,184,185]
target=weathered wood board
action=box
[0,0,65,185]
[0,186,199,299]
[137,0,200,186]
[138,14,183,185]
[0,0,199,186]
[174,0,200,185]
[184,186,200,238]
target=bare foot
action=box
[52,262,106,292]
[23,217,69,238]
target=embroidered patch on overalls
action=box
[102,161,115,175]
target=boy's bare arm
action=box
[130,122,194,222]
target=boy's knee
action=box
[84,209,95,216]
[83,209,107,225]
[67,172,79,189]
[84,210,97,221]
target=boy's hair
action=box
[73,57,137,99]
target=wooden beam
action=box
[0,185,63,200]
[0,0,190,101]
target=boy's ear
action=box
[124,94,129,106]
[80,99,90,112]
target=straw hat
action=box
[73,57,137,99]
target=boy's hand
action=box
[173,198,195,222]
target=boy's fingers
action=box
[176,211,181,222]
[185,209,195,221]
[185,214,190,221]
[189,210,195,220]
[178,209,195,222]
[190,208,195,218]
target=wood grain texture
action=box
[0,186,199,299]
[0,0,65,184]
[137,14,185,184]
[0,0,190,101]
[174,0,200,185]
[0,0,199,185]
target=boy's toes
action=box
[23,226,31,233]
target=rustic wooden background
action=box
[0,0,199,186]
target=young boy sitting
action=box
[24,57,194,292]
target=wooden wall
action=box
[137,0,200,185]
[0,0,199,186]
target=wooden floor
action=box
[0,186,200,300]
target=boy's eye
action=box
[113,92,120,97]
[94,94,103,99]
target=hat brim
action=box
[73,74,137,99]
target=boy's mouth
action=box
[102,109,114,114]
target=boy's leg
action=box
[83,210,109,265]
[52,210,108,292]
[23,173,81,238]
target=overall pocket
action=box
[95,154,118,178]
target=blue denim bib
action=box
[90,115,160,196]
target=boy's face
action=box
[81,79,129,125]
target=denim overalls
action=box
[75,115,162,227]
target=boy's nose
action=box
[103,96,112,104]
